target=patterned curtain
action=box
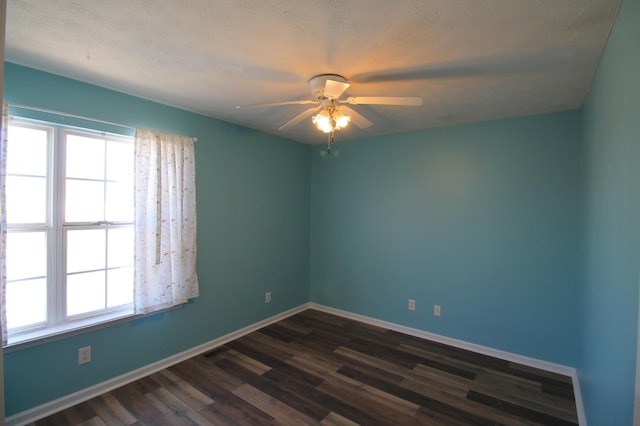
[134,129,198,314]
[1,105,8,345]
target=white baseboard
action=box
[7,302,586,426]
[5,303,310,426]
[570,368,587,426]
[309,303,587,425]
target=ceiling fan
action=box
[236,74,423,154]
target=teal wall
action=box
[5,1,640,419]
[309,112,584,366]
[2,63,311,416]
[579,0,640,423]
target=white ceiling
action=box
[5,0,621,145]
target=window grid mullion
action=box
[52,127,66,325]
[103,138,109,310]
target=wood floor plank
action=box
[147,386,213,425]
[77,417,107,426]
[414,405,485,426]
[471,387,578,423]
[320,411,360,426]
[31,412,69,426]
[277,317,314,335]
[195,404,240,425]
[467,390,578,425]
[317,375,419,425]
[197,392,275,425]
[411,362,479,393]
[202,346,228,359]
[399,343,544,393]
[194,358,246,392]
[473,369,577,416]
[32,309,579,425]
[108,383,168,425]
[169,357,240,395]
[214,357,330,421]
[338,358,406,387]
[286,352,343,377]
[541,380,577,400]
[223,348,273,375]
[249,328,306,358]
[337,364,498,426]
[260,323,308,342]
[227,338,324,388]
[509,361,574,383]
[296,310,352,327]
[323,368,423,416]
[298,328,351,353]
[60,403,97,425]
[404,346,573,416]
[351,336,478,379]
[500,364,575,400]
[388,329,513,371]
[144,389,203,426]
[233,383,317,425]
[401,377,534,426]
[161,377,215,411]
[86,395,137,425]
[262,367,389,425]
[335,346,472,397]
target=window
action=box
[5,119,134,344]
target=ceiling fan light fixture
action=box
[238,72,421,140]
[312,110,333,133]
[312,106,351,133]
[334,111,351,129]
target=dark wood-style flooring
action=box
[30,309,579,425]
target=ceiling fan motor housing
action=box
[309,74,348,100]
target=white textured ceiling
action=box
[5,0,621,145]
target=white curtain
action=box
[134,129,198,314]
[0,105,7,345]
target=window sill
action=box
[4,304,184,353]
[5,308,135,353]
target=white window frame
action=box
[6,118,135,346]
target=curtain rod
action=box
[7,103,198,142]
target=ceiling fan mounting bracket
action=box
[309,74,347,100]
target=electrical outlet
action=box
[408,299,416,311]
[78,346,92,365]
[434,305,441,317]
[265,292,271,303]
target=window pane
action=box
[6,175,47,224]
[108,228,133,268]
[107,267,133,307]
[7,125,48,176]
[67,271,105,316]
[67,229,106,273]
[106,182,133,222]
[7,232,47,281]
[5,121,135,338]
[66,134,105,180]
[106,141,133,182]
[65,179,104,222]
[6,278,47,329]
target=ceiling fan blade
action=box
[344,96,423,106]
[352,67,468,83]
[340,105,373,129]
[236,100,317,109]
[323,79,351,99]
[351,50,567,84]
[278,105,323,131]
